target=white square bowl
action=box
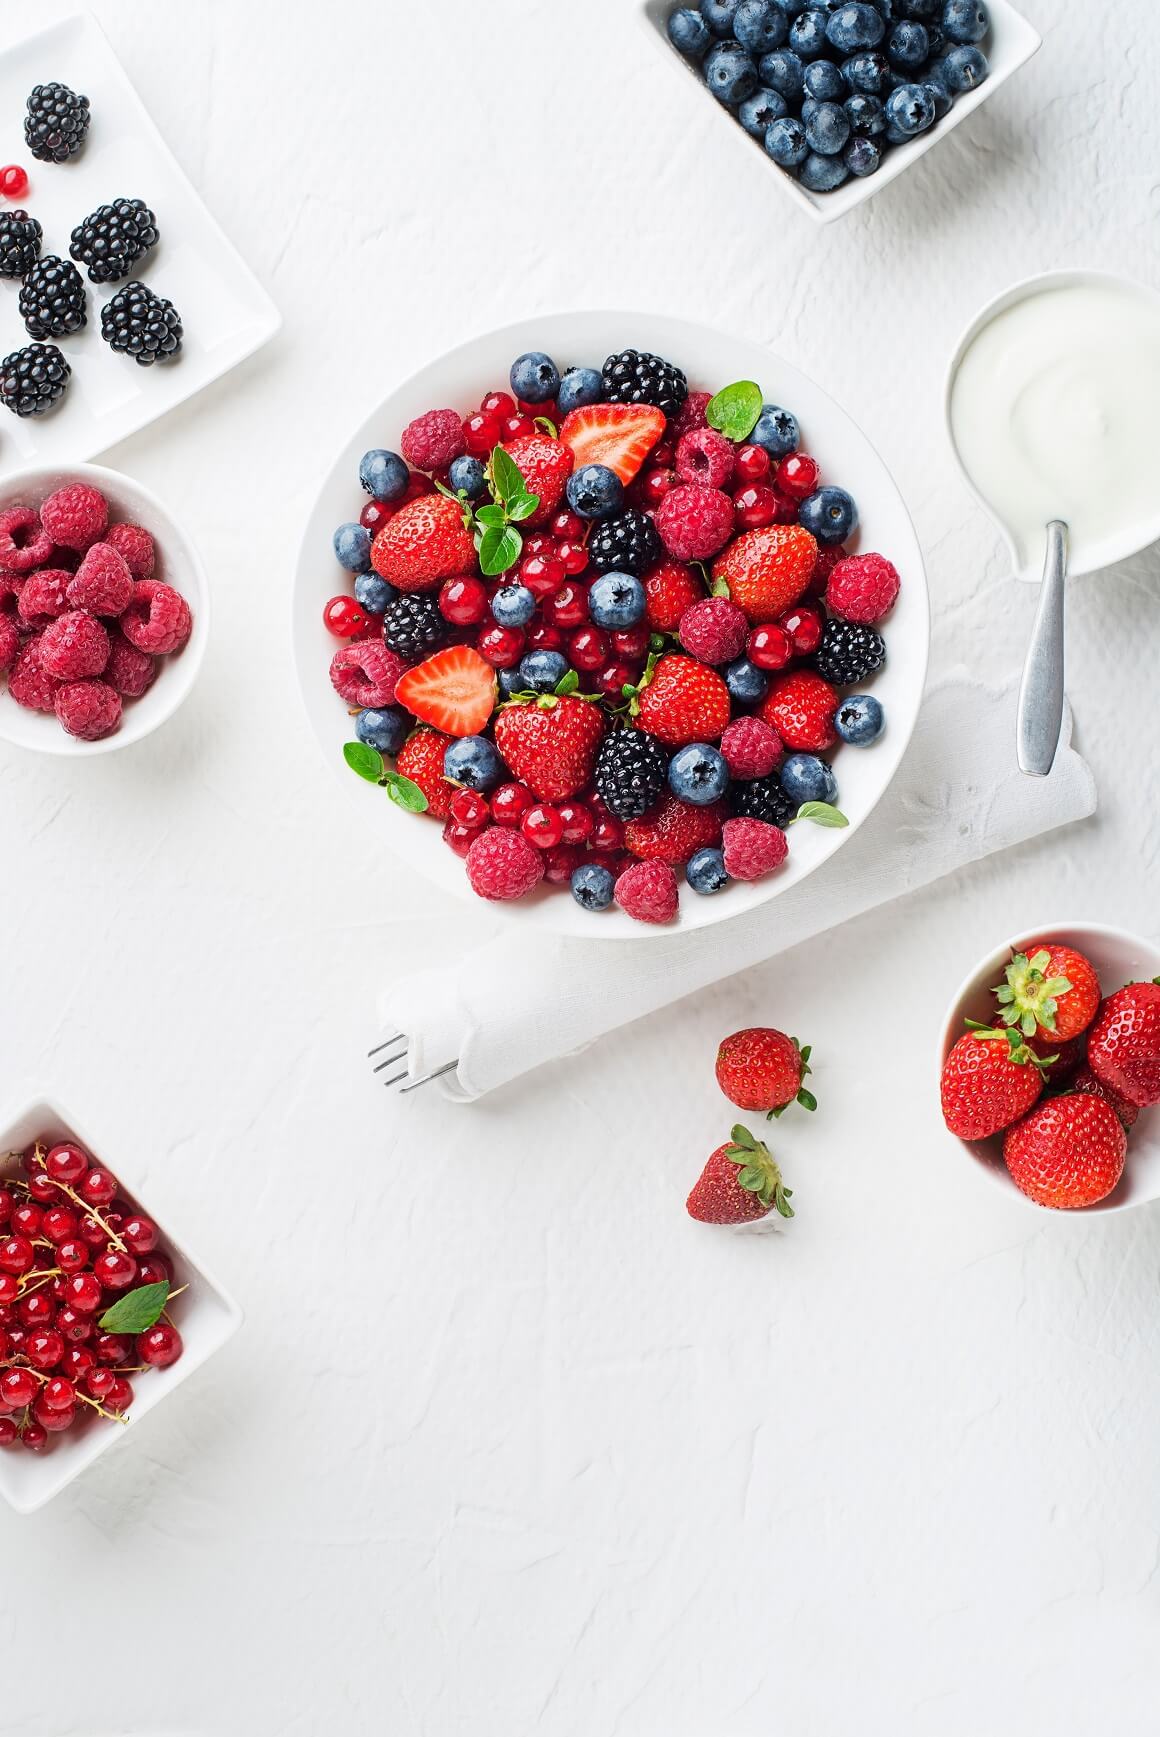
[0,1093,242,1514]
[638,0,1041,223]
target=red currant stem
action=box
[76,1389,129,1426]
[15,1267,62,1296]
[27,1146,127,1254]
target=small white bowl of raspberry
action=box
[0,462,208,756]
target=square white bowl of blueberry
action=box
[640,0,1041,221]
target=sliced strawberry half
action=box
[394,646,497,738]
[559,403,666,485]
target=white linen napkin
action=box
[376,670,1096,1102]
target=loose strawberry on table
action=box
[716,1027,817,1117]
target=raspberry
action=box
[39,482,108,551]
[400,410,465,475]
[39,609,110,679]
[328,640,407,708]
[0,572,22,613]
[102,522,155,578]
[614,859,679,924]
[66,543,133,615]
[54,678,122,741]
[720,716,782,780]
[17,568,71,628]
[721,817,789,882]
[669,390,712,445]
[0,612,19,673]
[119,580,191,655]
[0,505,53,572]
[825,552,900,625]
[105,633,157,698]
[465,828,545,901]
[655,484,734,562]
[7,636,58,711]
[677,596,748,665]
[675,427,735,491]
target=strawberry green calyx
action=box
[965,1019,1056,1076]
[724,1124,794,1218]
[993,949,1073,1038]
[621,650,660,716]
[771,1038,817,1120]
[501,672,601,712]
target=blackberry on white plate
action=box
[70,198,159,284]
[594,729,668,820]
[588,508,661,577]
[731,776,795,828]
[100,281,183,366]
[601,349,688,419]
[24,82,90,163]
[0,209,42,280]
[0,343,71,417]
[19,256,87,340]
[813,618,886,686]
[382,594,446,660]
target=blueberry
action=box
[444,736,504,792]
[759,47,805,97]
[844,134,882,174]
[922,74,952,118]
[805,100,851,154]
[668,742,730,805]
[686,847,730,894]
[826,2,885,51]
[734,0,789,52]
[510,351,560,404]
[769,0,809,13]
[883,119,912,144]
[842,49,891,90]
[556,366,603,418]
[354,572,396,614]
[725,657,770,704]
[359,448,408,502]
[497,668,525,699]
[705,41,759,104]
[333,522,371,573]
[942,0,987,42]
[571,862,615,912]
[942,43,988,89]
[789,8,829,57]
[924,20,946,54]
[589,572,646,629]
[765,114,809,165]
[356,707,406,756]
[884,80,936,133]
[567,464,624,520]
[800,96,822,126]
[898,0,940,16]
[700,0,741,33]
[448,454,486,499]
[739,85,789,136]
[835,693,885,745]
[800,151,850,190]
[519,649,569,693]
[887,18,928,65]
[668,6,713,56]
[798,484,858,542]
[752,403,799,458]
[845,91,886,132]
[780,753,838,806]
[491,583,536,628]
[804,58,848,100]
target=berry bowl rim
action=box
[0,460,210,758]
[937,920,1160,1218]
[292,307,930,940]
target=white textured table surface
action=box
[3,2,1160,1732]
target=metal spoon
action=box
[1017,520,1068,778]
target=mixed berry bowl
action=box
[294,312,929,938]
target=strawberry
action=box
[501,433,573,527]
[992,941,1101,1045]
[715,1028,816,1118]
[631,653,731,747]
[642,559,703,633]
[559,402,666,485]
[940,1027,1047,1141]
[759,670,838,753]
[1003,1093,1127,1210]
[493,693,605,801]
[396,728,454,820]
[394,646,497,738]
[711,523,818,624]
[686,1124,795,1226]
[1072,1066,1140,1130]
[371,494,476,592]
[623,795,725,864]
[1086,980,1160,1107]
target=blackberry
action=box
[813,618,886,686]
[0,209,42,280]
[594,729,668,820]
[382,594,446,660]
[588,508,662,577]
[70,198,159,284]
[19,256,87,340]
[100,281,182,366]
[601,349,688,420]
[24,82,90,163]
[0,343,70,418]
[731,777,795,828]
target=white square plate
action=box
[0,11,279,478]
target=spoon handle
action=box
[1017,520,1069,777]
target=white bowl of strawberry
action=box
[294,313,928,935]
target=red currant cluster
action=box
[0,1141,183,1454]
[442,781,628,885]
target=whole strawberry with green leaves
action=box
[940,1025,1051,1141]
[686,1125,795,1225]
[715,1027,816,1118]
[493,685,605,801]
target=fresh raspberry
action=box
[54,679,122,741]
[7,637,58,712]
[614,859,679,924]
[465,828,545,901]
[400,410,466,475]
[675,427,735,491]
[0,572,22,613]
[655,484,735,562]
[669,390,712,445]
[105,633,157,699]
[721,818,789,881]
[825,553,900,625]
[624,795,725,863]
[397,727,455,820]
[0,505,53,573]
[39,610,110,680]
[328,640,407,708]
[642,559,702,633]
[760,670,839,752]
[0,613,19,673]
[103,522,155,579]
[66,543,133,616]
[720,716,782,779]
[39,482,108,552]
[677,596,748,665]
[16,568,71,628]
[119,580,192,655]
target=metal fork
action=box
[367,1033,460,1093]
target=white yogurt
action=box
[949,278,1160,577]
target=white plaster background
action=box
[2,2,1160,1732]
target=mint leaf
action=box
[479,524,523,577]
[706,381,763,443]
[475,503,506,529]
[383,771,428,814]
[344,742,385,783]
[490,444,526,507]
[99,1281,170,1335]
[796,802,849,829]
[507,494,541,523]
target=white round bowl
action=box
[294,310,930,939]
[0,462,208,757]
[938,922,1160,1216]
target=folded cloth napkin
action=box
[376,670,1096,1102]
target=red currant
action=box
[735,444,772,483]
[440,575,488,626]
[11,1203,41,1238]
[86,1367,115,1399]
[747,625,794,671]
[0,1274,16,1307]
[56,1306,93,1344]
[567,626,610,672]
[547,583,589,629]
[776,452,819,501]
[501,413,535,442]
[448,788,489,829]
[55,1239,89,1274]
[490,783,534,827]
[322,596,368,639]
[107,1377,134,1413]
[360,498,393,533]
[481,390,516,418]
[652,442,675,468]
[27,1172,58,1204]
[25,1330,64,1371]
[556,802,594,845]
[610,625,650,660]
[45,1142,87,1185]
[521,805,564,850]
[0,1418,17,1447]
[520,554,565,599]
[78,1214,109,1249]
[525,621,564,653]
[0,1187,12,1226]
[0,1368,36,1409]
[462,410,501,457]
[640,468,676,508]
[34,1395,76,1433]
[551,511,584,541]
[597,662,638,699]
[592,816,625,853]
[518,397,555,421]
[42,1206,77,1244]
[733,484,779,530]
[41,1376,76,1413]
[557,541,590,577]
[120,1215,158,1256]
[138,1323,183,1369]
[542,844,584,884]
[93,1332,131,1365]
[62,1272,102,1315]
[18,1293,55,1329]
[523,533,553,560]
[0,1234,34,1276]
[0,165,28,200]
[21,1421,48,1452]
[442,819,476,857]
[778,603,824,656]
[476,624,525,668]
[401,474,434,502]
[62,1346,95,1381]
[136,1254,172,1287]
